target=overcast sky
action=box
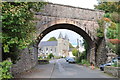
[47,0,98,9]
[40,0,98,47]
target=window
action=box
[55,48,56,52]
[39,48,41,51]
[51,49,52,51]
[46,48,48,51]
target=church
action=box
[38,33,69,58]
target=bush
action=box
[81,59,90,66]
[47,53,54,59]
[38,56,42,60]
[0,60,13,79]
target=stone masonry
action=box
[11,44,38,76]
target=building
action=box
[38,33,69,58]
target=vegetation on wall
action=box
[2,2,46,63]
[95,1,120,56]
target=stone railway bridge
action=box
[12,3,107,76]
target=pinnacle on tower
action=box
[58,32,63,39]
[65,34,69,40]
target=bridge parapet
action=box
[37,3,104,21]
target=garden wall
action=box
[11,45,38,77]
[104,66,120,78]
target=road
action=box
[17,58,115,78]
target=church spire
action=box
[65,34,69,41]
[58,32,63,39]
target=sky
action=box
[40,0,98,47]
[47,0,98,9]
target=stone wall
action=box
[95,38,108,66]
[11,45,38,77]
[104,66,120,78]
[39,3,104,21]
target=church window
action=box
[46,48,48,51]
[51,49,52,51]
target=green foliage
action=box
[72,48,79,57]
[106,28,117,39]
[2,2,46,62]
[69,43,74,48]
[104,13,111,18]
[97,27,104,38]
[47,53,54,59]
[48,37,57,41]
[38,56,42,60]
[96,19,105,38]
[0,60,13,79]
[79,59,90,66]
[94,2,120,13]
[110,12,120,23]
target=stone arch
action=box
[36,19,96,48]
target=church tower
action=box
[64,34,69,56]
[57,33,69,57]
[57,32,63,56]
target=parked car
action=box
[68,58,76,63]
[65,57,71,62]
[112,57,120,63]
[99,57,120,71]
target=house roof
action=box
[40,41,57,47]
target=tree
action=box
[72,48,79,57]
[2,2,46,63]
[94,2,120,13]
[48,37,57,41]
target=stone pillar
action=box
[90,47,95,65]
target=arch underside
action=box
[38,23,94,48]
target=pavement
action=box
[16,58,116,78]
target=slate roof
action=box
[40,41,57,46]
